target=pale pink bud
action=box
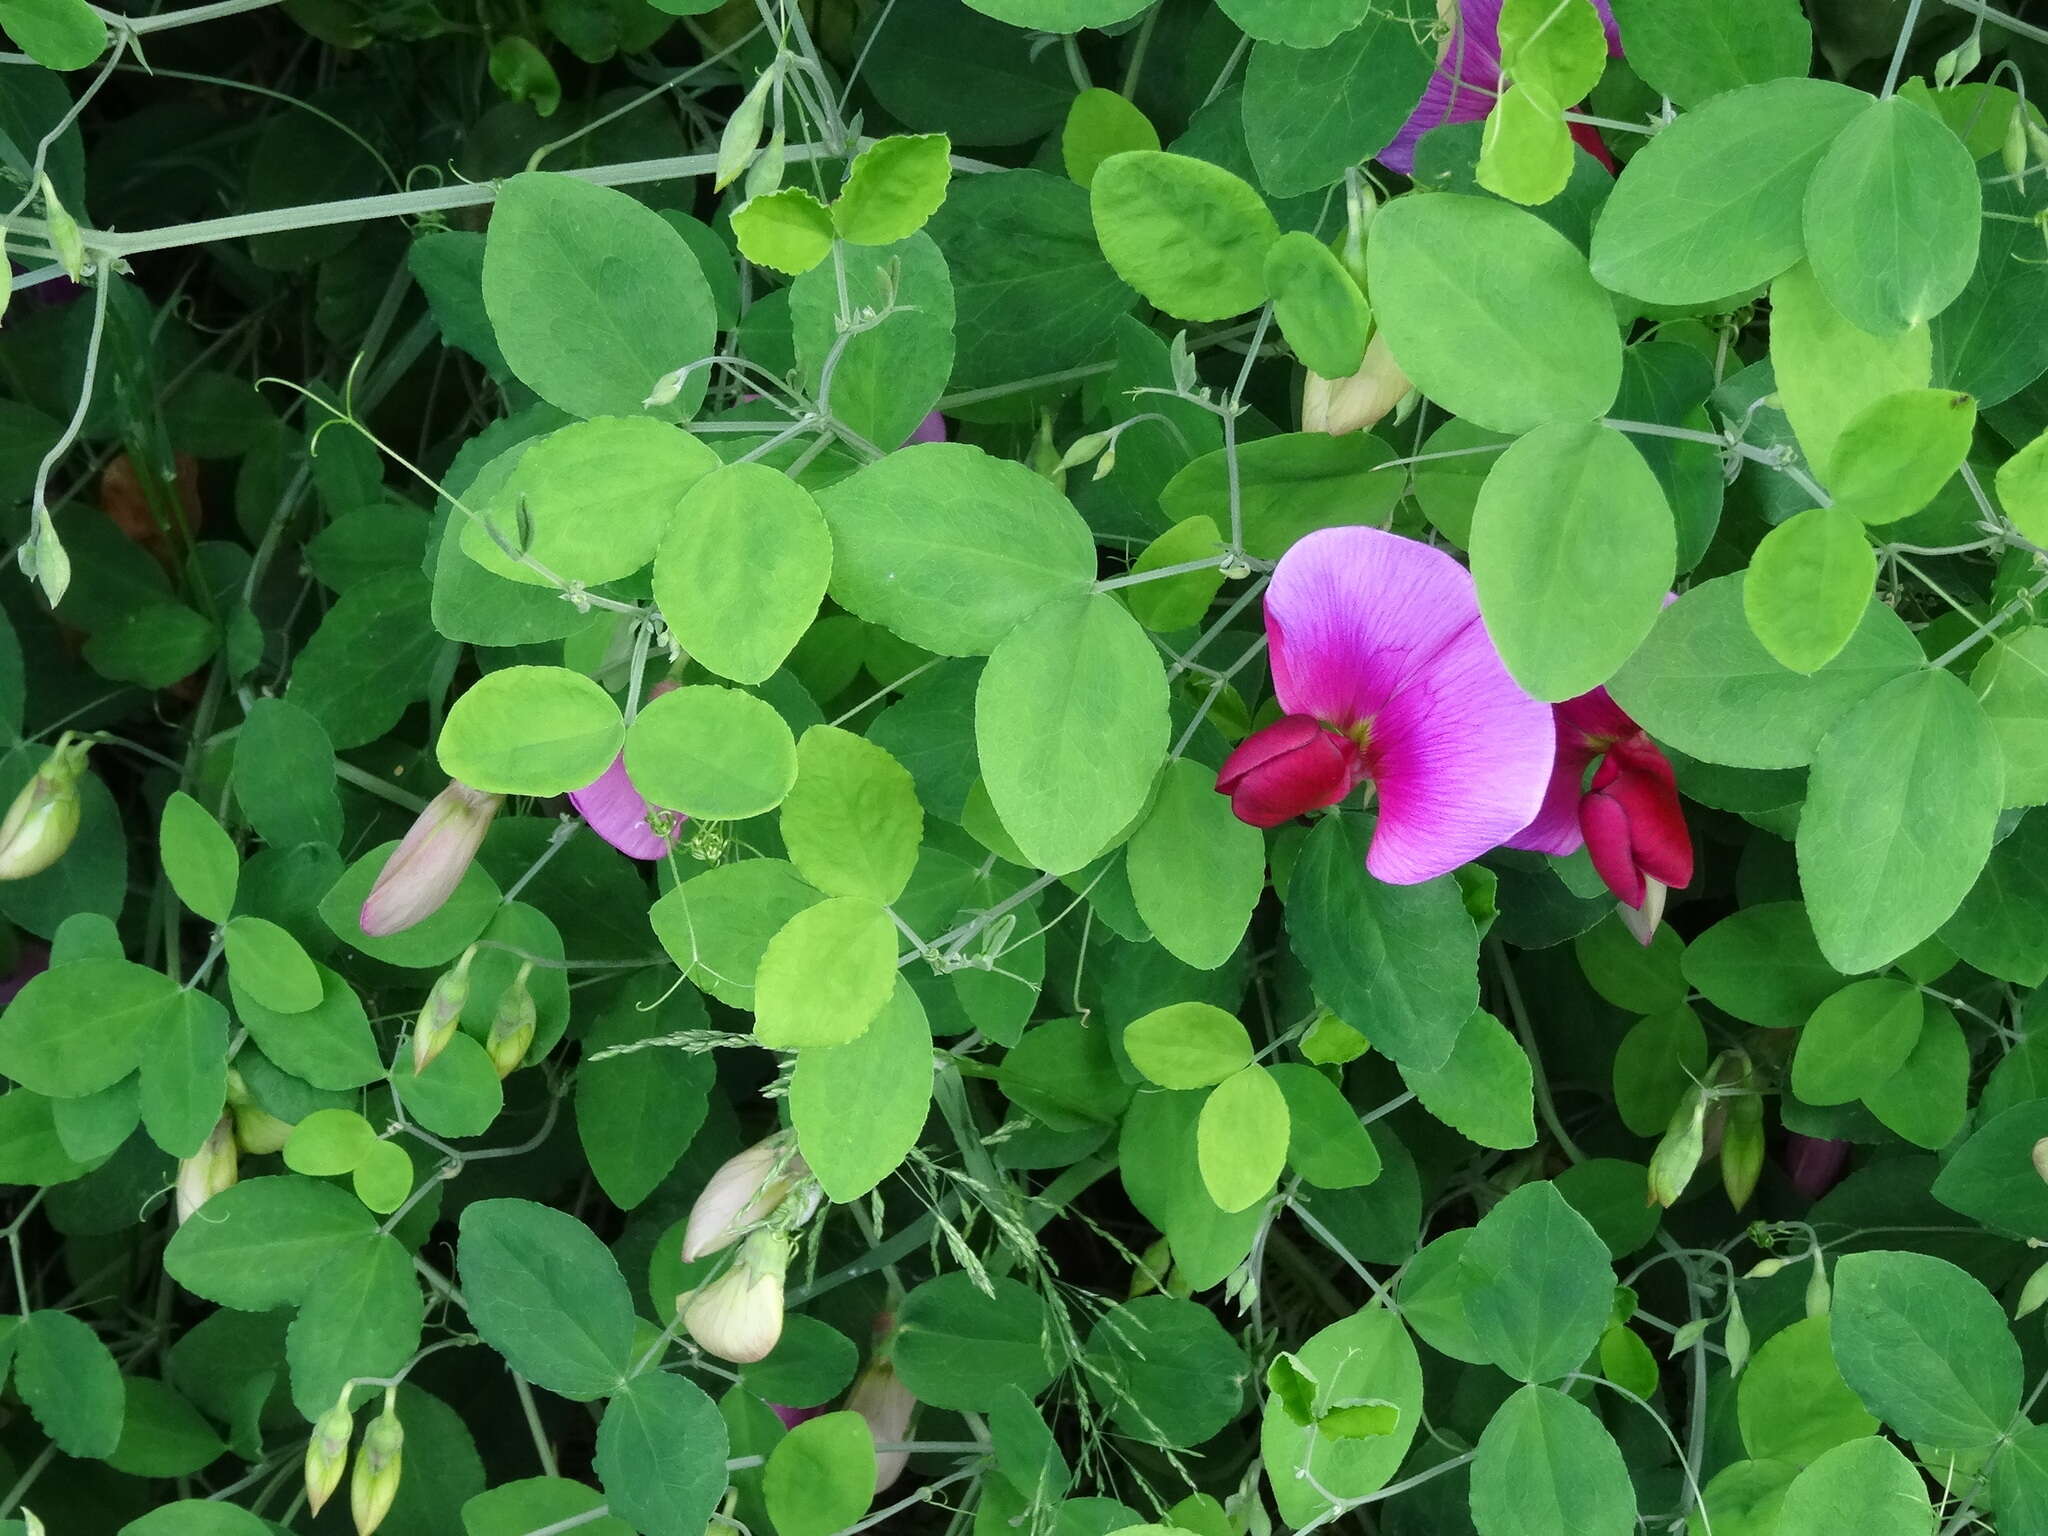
[350,1388,404,1536]
[1300,332,1412,437]
[847,1320,915,1495]
[411,947,476,1075]
[681,1132,819,1262]
[175,1115,239,1224]
[304,1391,353,1517]
[682,1229,789,1363]
[0,733,88,881]
[358,781,501,937]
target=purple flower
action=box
[908,411,946,446]
[1380,0,1624,175]
[568,755,685,860]
[1784,1134,1850,1201]
[1214,527,1554,884]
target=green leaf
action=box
[463,1480,635,1536]
[1062,89,1159,188]
[1470,1384,1635,1536]
[1791,979,1924,1107]
[649,858,822,1009]
[223,914,321,1014]
[834,134,952,245]
[1826,388,1976,524]
[779,726,924,905]
[652,463,830,686]
[753,897,898,1047]
[1606,0,1811,108]
[1776,1435,1931,1536]
[1770,261,1933,485]
[1934,1099,2048,1239]
[352,1138,412,1215]
[1263,231,1370,378]
[961,0,1149,26]
[285,1234,424,1418]
[1367,193,1621,433]
[594,1373,729,1536]
[0,958,180,1098]
[16,1309,122,1457]
[1864,998,1968,1149]
[1996,425,2048,547]
[1122,517,1226,633]
[160,791,239,925]
[991,1382,1071,1504]
[229,963,384,1090]
[815,443,1096,656]
[1242,5,1435,197]
[1477,84,1575,209]
[0,1090,98,1187]
[1607,573,1925,770]
[283,567,442,750]
[1286,815,1478,1071]
[1397,1010,1536,1151]
[790,977,933,1202]
[1972,630,2048,808]
[1575,914,1686,1013]
[1120,1088,1264,1290]
[623,683,797,820]
[108,1378,228,1478]
[1737,1316,1876,1466]
[1083,1296,1248,1447]
[731,187,835,275]
[283,1107,379,1176]
[1612,1005,1709,1137]
[1591,80,1867,304]
[438,665,624,798]
[576,974,713,1211]
[1831,1250,2021,1448]
[790,231,955,456]
[764,1411,875,1536]
[0,0,108,69]
[120,1504,273,1536]
[462,417,718,588]
[1125,761,1263,969]
[976,593,1168,875]
[231,697,342,849]
[1681,903,1840,1029]
[137,990,227,1160]
[1158,432,1404,563]
[1089,151,1280,322]
[894,1273,1056,1411]
[1798,668,2002,973]
[1270,1062,1380,1188]
[1196,1063,1290,1212]
[482,172,717,420]
[1470,421,1674,700]
[1459,1181,1614,1383]
[1258,1308,1422,1527]
[393,1032,505,1140]
[164,1175,375,1310]
[998,1016,1132,1130]
[457,1199,635,1401]
[1743,506,1876,674]
[1124,1003,1253,1091]
[1803,95,1982,336]
[1498,0,1608,105]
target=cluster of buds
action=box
[358,780,502,937]
[484,960,537,1079]
[306,1386,406,1534]
[174,1115,239,1224]
[0,733,90,881]
[676,1132,824,1363]
[410,947,476,1075]
[846,1315,916,1495]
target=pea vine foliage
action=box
[11,0,2048,1534]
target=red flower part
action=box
[1215,714,1369,828]
[1783,1134,1851,1201]
[1579,733,1693,905]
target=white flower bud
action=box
[681,1131,819,1262]
[175,1115,239,1224]
[682,1229,790,1363]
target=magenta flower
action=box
[360,780,502,937]
[1783,1133,1850,1201]
[908,411,946,446]
[1506,688,1693,942]
[1379,0,1624,175]
[1214,527,1554,884]
[568,755,685,860]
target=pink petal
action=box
[570,755,683,861]
[908,412,947,445]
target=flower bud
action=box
[2007,105,2031,180]
[358,780,502,938]
[1744,1256,1788,1280]
[411,947,477,1075]
[1720,1093,1764,1212]
[1215,714,1368,827]
[350,1388,404,1536]
[847,1321,916,1496]
[1647,1091,1705,1208]
[681,1131,821,1262]
[1055,431,1112,474]
[0,733,89,881]
[304,1390,354,1517]
[1028,414,1066,491]
[39,175,84,282]
[484,960,537,1079]
[681,1229,790,1363]
[1723,1294,1750,1378]
[2031,1136,2048,1186]
[2030,118,2048,172]
[1805,1253,1831,1318]
[175,1115,239,1224]
[1300,332,1411,438]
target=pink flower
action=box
[1379,0,1624,176]
[359,780,502,937]
[1506,689,1693,942]
[1214,527,1554,884]
[769,1402,826,1431]
[908,412,946,446]
[568,755,684,860]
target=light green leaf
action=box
[482,172,717,420]
[462,1480,635,1536]
[1997,425,2048,546]
[160,791,238,925]
[1770,261,1933,484]
[223,914,321,1014]
[976,593,1168,875]
[1803,95,1982,336]
[789,231,955,454]
[1477,84,1575,209]
[1776,1436,1932,1536]
[764,1412,875,1536]
[1862,999,1969,1150]
[1791,979,1924,1106]
[1126,759,1264,970]
[1125,1003,1253,1090]
[1197,1064,1289,1213]
[1498,0,1608,105]
[458,1199,635,1401]
[1470,1384,1635,1536]
[1368,193,1621,433]
[393,1032,505,1140]
[1973,629,2048,807]
[1798,668,2002,972]
[0,0,108,69]
[1062,88,1160,188]
[1263,230,1370,378]
[1737,1316,1877,1467]
[438,665,624,797]
[649,858,822,1010]
[283,1107,378,1176]
[834,134,952,245]
[1743,505,1875,674]
[1122,517,1227,633]
[1831,1250,2021,1448]
[779,726,923,905]
[1089,151,1279,322]
[623,684,797,821]
[790,977,933,1202]
[651,462,831,685]
[1471,421,1674,700]
[732,187,835,275]
[1826,388,1976,524]
[1397,1010,1536,1151]
[753,897,898,1048]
